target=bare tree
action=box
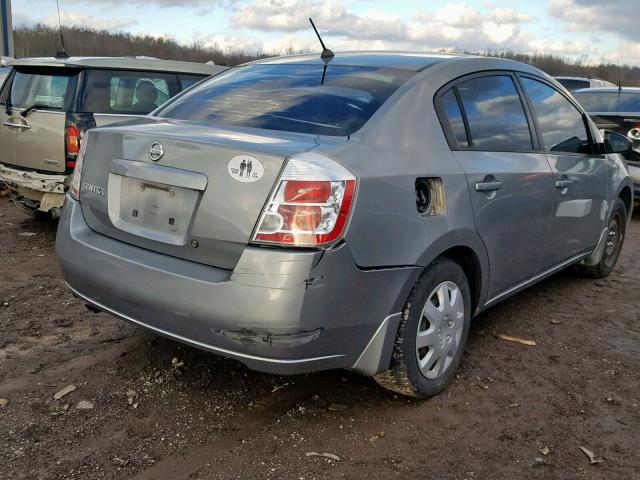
[12,25,640,85]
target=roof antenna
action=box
[309,18,333,85]
[617,59,622,95]
[54,0,69,59]
[309,18,334,61]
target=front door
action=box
[518,76,608,269]
[443,74,555,298]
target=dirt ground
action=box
[0,196,638,480]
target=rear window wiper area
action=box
[20,104,62,117]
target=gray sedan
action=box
[56,52,633,398]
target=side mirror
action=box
[603,131,634,154]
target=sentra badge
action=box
[81,183,105,196]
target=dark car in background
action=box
[573,87,640,200]
[554,76,616,91]
[0,56,227,215]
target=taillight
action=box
[65,125,80,168]
[69,135,88,201]
[253,152,356,247]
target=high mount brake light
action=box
[68,137,88,201]
[253,152,356,247]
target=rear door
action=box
[438,73,554,298]
[0,70,16,167]
[519,76,608,268]
[7,67,79,172]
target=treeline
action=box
[12,25,640,85]
[484,50,640,86]
[14,25,264,66]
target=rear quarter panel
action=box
[318,59,489,274]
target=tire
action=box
[374,258,471,398]
[576,198,627,279]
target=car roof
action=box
[573,87,640,94]
[8,56,227,76]
[243,51,465,71]
[554,76,593,81]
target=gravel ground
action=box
[0,196,638,480]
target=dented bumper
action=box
[0,163,67,211]
[56,197,419,375]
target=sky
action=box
[11,0,640,66]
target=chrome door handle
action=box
[555,179,572,189]
[2,121,31,129]
[475,181,502,192]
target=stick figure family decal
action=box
[227,155,264,183]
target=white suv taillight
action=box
[252,152,356,247]
[68,135,88,201]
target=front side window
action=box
[456,75,532,151]
[157,64,415,137]
[521,77,591,155]
[82,70,180,115]
[9,68,76,110]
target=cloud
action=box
[65,0,236,8]
[232,1,534,52]
[41,12,137,31]
[548,0,640,42]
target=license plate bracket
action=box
[108,174,200,245]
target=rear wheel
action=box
[374,258,471,398]
[577,198,627,278]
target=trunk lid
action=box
[79,119,336,270]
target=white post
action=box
[0,0,13,58]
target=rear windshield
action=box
[156,64,415,136]
[5,67,78,110]
[81,69,196,115]
[572,91,640,113]
[556,79,589,91]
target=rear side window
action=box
[178,74,205,90]
[82,70,181,115]
[440,89,469,148]
[521,77,591,155]
[8,68,77,110]
[556,79,589,91]
[572,91,640,113]
[456,75,532,151]
[157,64,414,137]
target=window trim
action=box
[0,68,15,106]
[515,73,600,158]
[76,68,184,115]
[434,70,540,153]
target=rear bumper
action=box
[0,163,67,211]
[0,163,68,193]
[56,197,419,375]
